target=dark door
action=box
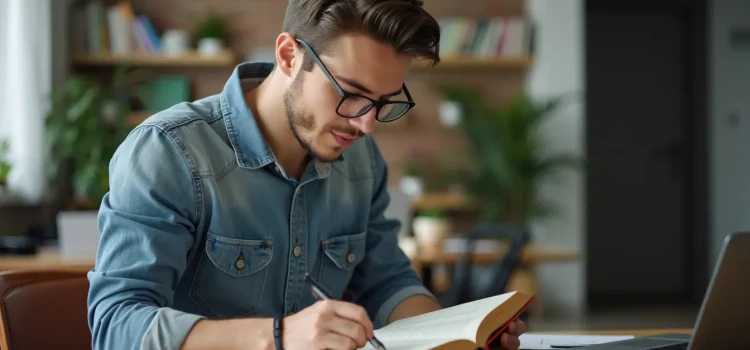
[586,0,707,307]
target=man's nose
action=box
[349,108,377,135]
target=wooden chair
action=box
[0,270,91,350]
[439,223,530,311]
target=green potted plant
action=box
[46,66,148,256]
[440,85,580,231]
[0,139,11,195]
[195,14,228,57]
[413,207,451,253]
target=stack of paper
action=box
[519,334,635,349]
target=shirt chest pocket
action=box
[316,232,367,299]
[189,232,273,318]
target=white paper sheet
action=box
[519,334,635,349]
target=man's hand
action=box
[282,300,374,350]
[498,319,527,350]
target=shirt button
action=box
[293,245,302,257]
[296,187,302,194]
[347,252,356,263]
[235,258,245,269]
[274,165,280,172]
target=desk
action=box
[0,248,94,272]
[410,244,579,266]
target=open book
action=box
[362,291,535,350]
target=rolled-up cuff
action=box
[140,308,206,350]
[374,285,436,328]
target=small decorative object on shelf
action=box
[162,29,190,56]
[439,99,462,127]
[195,14,228,57]
[412,208,451,255]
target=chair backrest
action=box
[0,270,91,350]
[443,223,530,307]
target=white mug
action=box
[162,29,189,56]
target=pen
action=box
[305,273,387,350]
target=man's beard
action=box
[283,73,361,163]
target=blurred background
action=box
[0,0,748,335]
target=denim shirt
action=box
[87,62,433,350]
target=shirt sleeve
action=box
[348,136,437,329]
[87,125,205,350]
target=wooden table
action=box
[410,244,579,266]
[0,247,94,272]
[409,243,578,294]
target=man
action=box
[87,1,526,349]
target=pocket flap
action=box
[206,232,273,277]
[321,232,367,270]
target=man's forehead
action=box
[322,33,410,94]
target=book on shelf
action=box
[71,1,163,56]
[360,291,535,350]
[438,17,533,60]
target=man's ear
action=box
[275,32,299,79]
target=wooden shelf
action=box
[71,50,237,67]
[412,55,532,69]
[412,192,468,211]
[127,112,150,126]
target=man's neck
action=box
[244,72,308,180]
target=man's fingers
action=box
[501,333,521,350]
[324,300,374,337]
[325,317,369,348]
[515,320,527,335]
[317,332,358,350]
[508,321,517,334]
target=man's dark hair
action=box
[282,0,441,70]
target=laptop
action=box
[583,232,750,349]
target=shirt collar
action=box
[220,62,340,177]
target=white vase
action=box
[439,100,462,127]
[412,217,451,253]
[162,29,190,56]
[197,38,224,57]
[398,236,418,258]
[399,176,424,199]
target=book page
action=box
[372,292,516,343]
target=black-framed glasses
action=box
[296,39,415,122]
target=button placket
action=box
[284,184,309,316]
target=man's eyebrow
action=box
[337,76,402,98]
